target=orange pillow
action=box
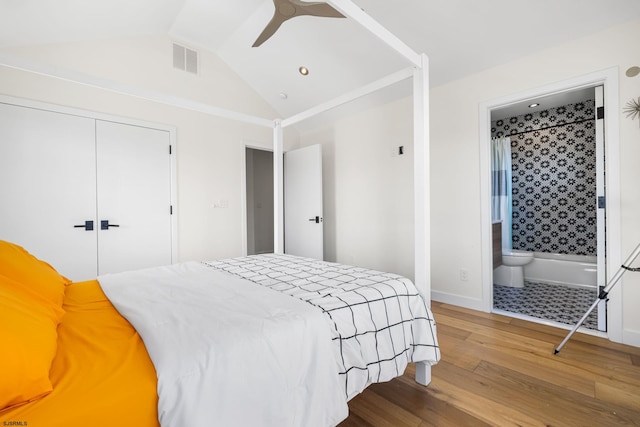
[0,240,70,319]
[0,274,63,410]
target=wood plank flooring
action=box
[338,302,640,426]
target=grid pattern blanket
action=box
[205,253,440,400]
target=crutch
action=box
[554,242,640,354]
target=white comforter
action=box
[98,262,349,427]
[206,254,441,400]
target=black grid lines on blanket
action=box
[203,253,440,399]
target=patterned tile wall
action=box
[491,100,597,256]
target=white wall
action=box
[429,18,640,344]
[0,35,299,263]
[301,18,640,346]
[3,23,640,346]
[300,97,415,280]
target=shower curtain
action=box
[491,137,512,250]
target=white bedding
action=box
[98,261,348,427]
[205,254,441,400]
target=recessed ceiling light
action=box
[528,103,540,108]
[299,66,309,76]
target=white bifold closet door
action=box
[0,103,98,280]
[0,102,173,281]
[96,121,172,275]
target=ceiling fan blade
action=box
[252,12,289,47]
[291,1,344,18]
[252,0,344,47]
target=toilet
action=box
[493,249,534,288]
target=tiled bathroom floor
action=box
[493,281,600,330]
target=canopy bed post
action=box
[273,119,284,254]
[282,0,433,387]
[328,0,432,386]
[413,53,431,386]
[413,53,430,304]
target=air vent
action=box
[173,43,198,75]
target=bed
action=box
[2,2,438,425]
[0,240,440,427]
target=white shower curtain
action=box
[491,137,512,250]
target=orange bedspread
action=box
[0,280,160,427]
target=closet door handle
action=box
[101,220,120,230]
[308,216,322,223]
[73,220,94,231]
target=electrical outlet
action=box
[459,269,469,281]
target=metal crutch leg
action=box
[554,242,640,355]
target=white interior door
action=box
[0,102,98,280]
[284,144,323,260]
[96,120,173,275]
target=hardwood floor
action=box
[338,302,640,426]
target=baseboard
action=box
[623,329,640,348]
[431,292,640,348]
[431,291,487,312]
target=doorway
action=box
[478,68,622,340]
[245,147,274,255]
[489,86,605,330]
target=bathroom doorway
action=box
[489,86,605,330]
[479,69,622,339]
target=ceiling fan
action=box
[253,0,345,47]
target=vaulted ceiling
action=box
[2,0,640,120]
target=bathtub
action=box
[524,252,597,288]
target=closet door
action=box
[95,120,173,275]
[0,102,98,280]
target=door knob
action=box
[73,220,94,231]
[101,220,120,230]
[308,216,322,224]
